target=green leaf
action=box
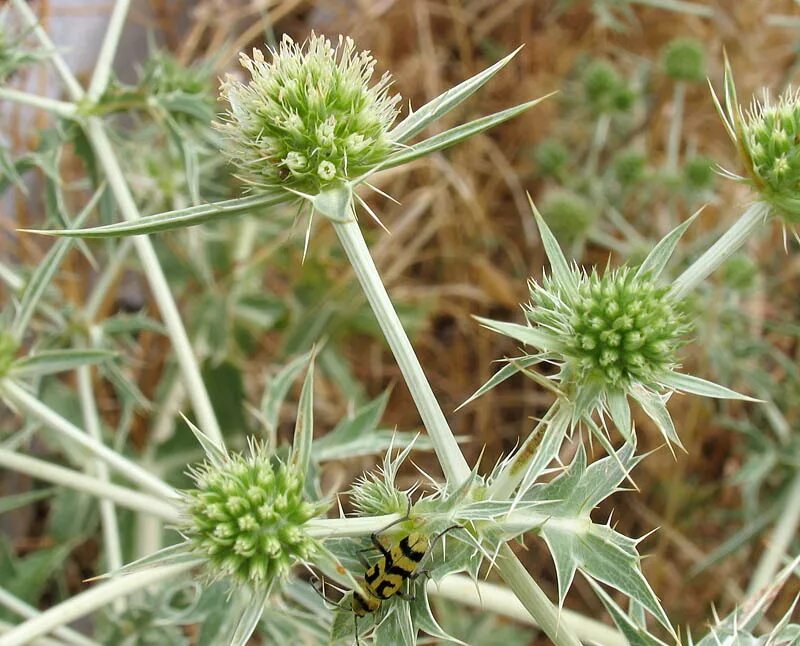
[313,430,431,463]
[23,192,291,238]
[529,195,579,301]
[228,586,269,646]
[11,184,104,340]
[180,413,227,467]
[635,208,701,282]
[381,97,552,172]
[456,355,542,411]
[374,604,415,646]
[629,385,683,450]
[312,391,389,455]
[311,184,353,221]
[0,488,54,514]
[260,351,314,440]
[410,587,465,645]
[290,352,315,479]
[202,360,247,435]
[606,389,633,444]
[659,371,760,402]
[473,316,562,351]
[585,578,670,646]
[9,349,115,378]
[389,47,523,143]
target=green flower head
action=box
[714,60,800,224]
[182,441,321,587]
[526,266,690,390]
[662,38,706,83]
[217,33,400,194]
[539,188,595,244]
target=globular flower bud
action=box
[539,189,595,244]
[582,60,635,115]
[613,149,647,186]
[217,33,400,195]
[533,138,570,177]
[526,267,690,389]
[182,442,321,587]
[739,88,800,222]
[662,38,706,83]
[683,155,715,192]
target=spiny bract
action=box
[740,88,800,222]
[526,266,689,389]
[182,442,320,587]
[217,33,401,194]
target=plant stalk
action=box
[331,215,582,645]
[332,218,471,484]
[86,0,131,101]
[0,563,198,646]
[429,574,625,645]
[666,81,685,172]
[0,380,177,499]
[0,588,95,646]
[0,88,76,118]
[746,470,800,597]
[670,201,770,299]
[84,118,224,448]
[0,447,180,521]
[76,360,124,579]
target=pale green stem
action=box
[630,0,714,17]
[86,0,130,101]
[0,623,63,646]
[331,216,582,645]
[0,262,24,291]
[10,0,224,454]
[746,470,800,597]
[0,88,76,118]
[332,218,470,484]
[0,447,180,521]
[0,379,177,499]
[488,402,564,500]
[495,546,582,646]
[0,563,198,646]
[83,238,134,322]
[670,201,770,300]
[666,81,685,172]
[84,118,224,449]
[585,113,610,177]
[429,574,626,646]
[10,0,85,100]
[0,588,96,646]
[76,360,124,588]
[307,514,400,539]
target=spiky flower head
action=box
[350,469,408,517]
[217,33,400,194]
[182,441,321,587]
[582,59,635,115]
[662,38,706,83]
[539,188,595,244]
[526,266,690,390]
[614,149,647,186]
[534,138,570,177]
[683,155,715,191]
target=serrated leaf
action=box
[261,351,314,439]
[659,371,759,402]
[11,184,104,340]
[629,385,683,450]
[312,391,390,459]
[313,430,431,462]
[456,355,542,411]
[374,604,415,646]
[529,194,579,301]
[24,192,291,238]
[381,97,551,172]
[606,389,633,445]
[290,352,315,479]
[180,413,227,467]
[585,577,670,646]
[9,349,115,378]
[389,46,522,143]
[473,316,562,351]
[228,586,269,646]
[410,585,465,645]
[635,208,701,281]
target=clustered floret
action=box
[741,88,800,222]
[183,443,320,586]
[217,33,401,194]
[526,267,689,388]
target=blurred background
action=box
[3,0,800,642]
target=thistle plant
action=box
[3,3,800,645]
